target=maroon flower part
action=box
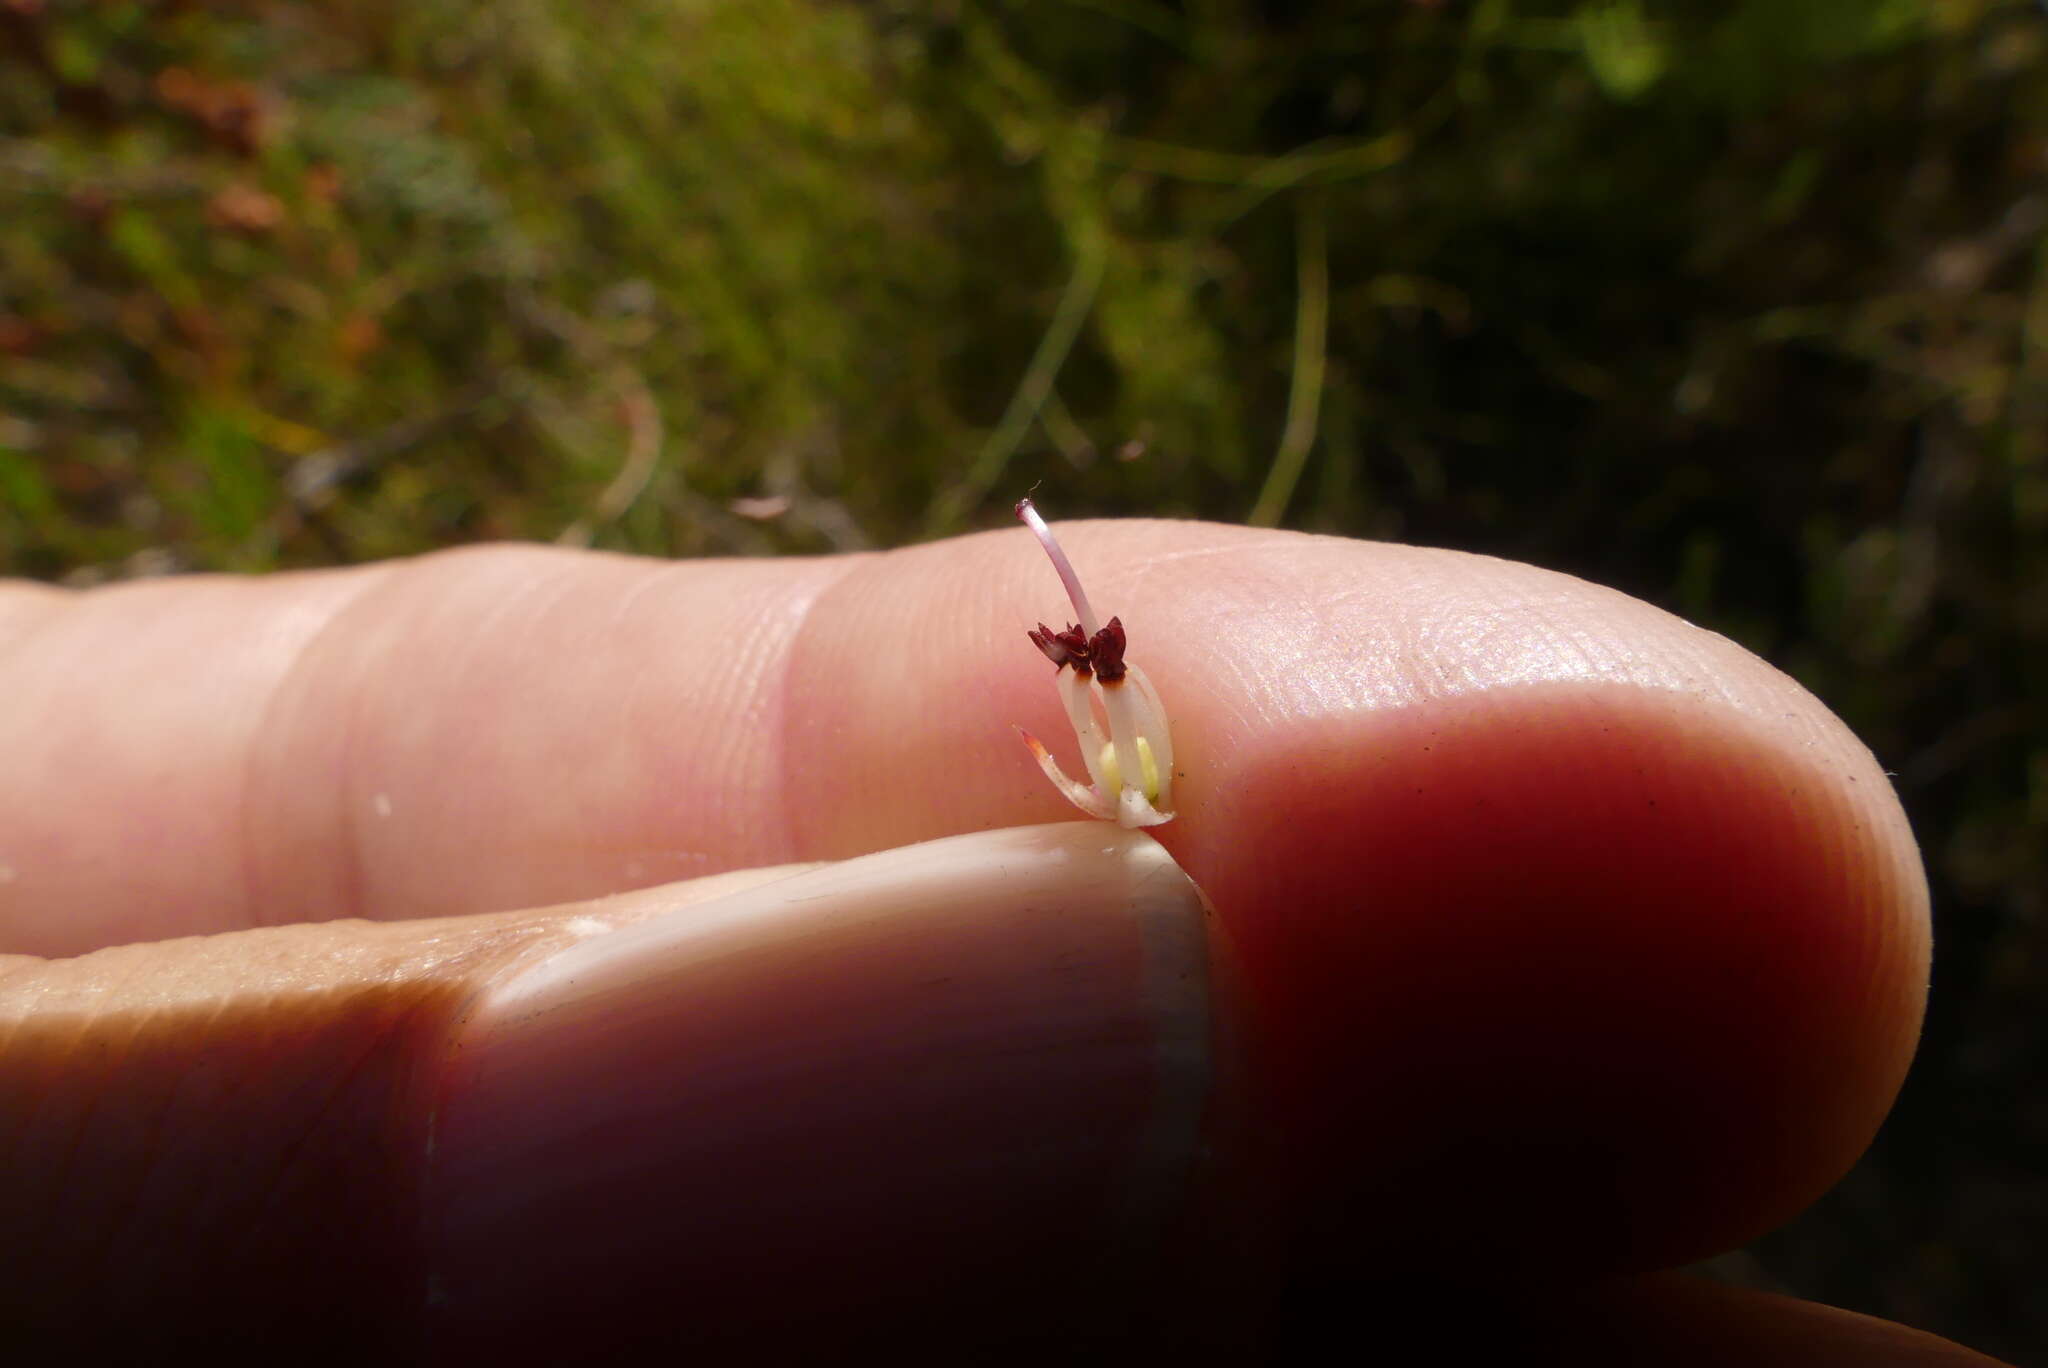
[1027,621,1092,673]
[1085,616,1126,683]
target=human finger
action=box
[0,524,1930,1279]
[1,831,1987,1362]
[1,826,1223,1355]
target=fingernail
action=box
[422,823,1220,1355]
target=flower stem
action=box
[1016,499,1102,640]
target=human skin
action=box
[0,522,2004,1361]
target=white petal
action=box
[1060,667,1113,795]
[1123,662,1174,810]
[1018,728,1117,821]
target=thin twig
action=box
[557,371,663,547]
[929,229,1108,533]
[1038,386,1097,468]
[1191,88,1454,237]
[506,288,668,547]
[1250,196,1330,528]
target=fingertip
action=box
[1179,676,1928,1276]
[773,524,1930,1277]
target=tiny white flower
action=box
[1014,499,1175,828]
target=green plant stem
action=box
[1250,197,1329,528]
[930,230,1108,534]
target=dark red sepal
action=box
[1027,621,1093,672]
[1088,617,1127,683]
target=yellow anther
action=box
[1097,736,1159,804]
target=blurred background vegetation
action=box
[2,0,2043,1355]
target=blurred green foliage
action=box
[2,0,2044,1355]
